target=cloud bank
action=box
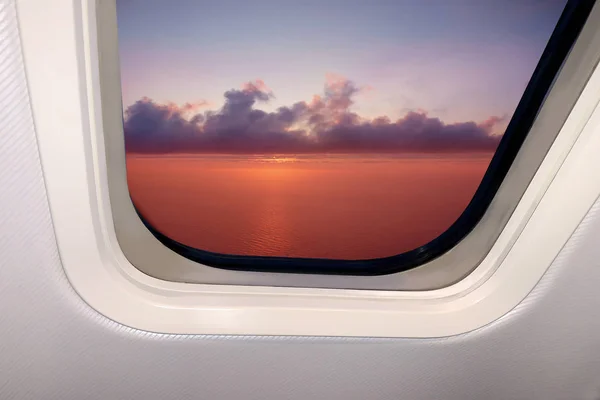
[123,76,505,154]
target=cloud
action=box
[177,100,212,114]
[123,76,503,154]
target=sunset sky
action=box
[117,0,566,155]
[116,0,567,259]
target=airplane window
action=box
[115,0,591,275]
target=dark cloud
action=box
[123,97,202,152]
[123,77,504,154]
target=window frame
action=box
[16,0,600,337]
[123,0,594,277]
[97,0,600,289]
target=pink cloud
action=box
[123,75,504,154]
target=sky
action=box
[116,0,567,154]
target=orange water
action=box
[126,153,492,260]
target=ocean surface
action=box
[126,153,492,260]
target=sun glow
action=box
[262,156,298,164]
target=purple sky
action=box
[116,0,567,154]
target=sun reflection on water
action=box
[262,156,299,164]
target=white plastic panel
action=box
[2,1,600,398]
[15,0,600,337]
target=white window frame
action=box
[15,0,600,337]
[97,0,600,291]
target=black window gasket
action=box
[130,0,595,276]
